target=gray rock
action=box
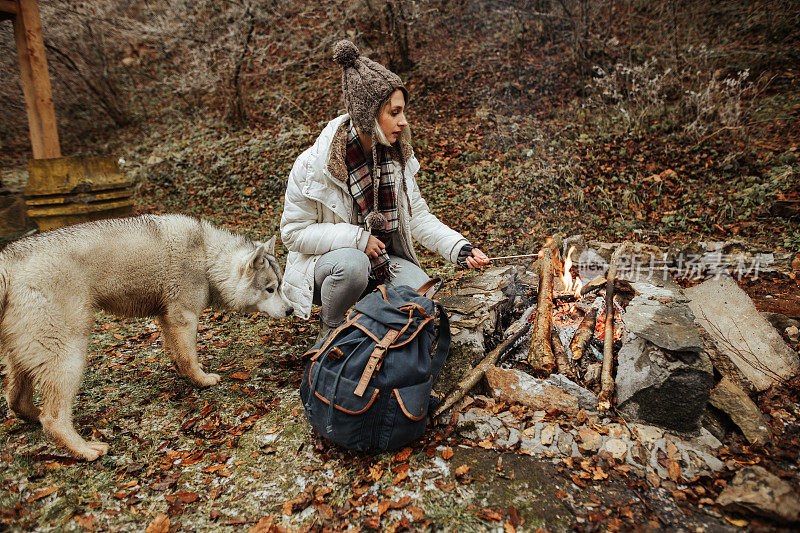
[583,363,602,386]
[606,423,629,440]
[548,374,598,411]
[709,377,772,445]
[629,423,663,444]
[601,438,628,461]
[627,442,649,468]
[540,424,556,446]
[496,427,522,449]
[717,466,800,523]
[649,438,670,479]
[486,416,505,432]
[556,430,574,456]
[616,334,713,432]
[436,336,486,398]
[622,273,701,352]
[686,275,800,391]
[576,248,609,281]
[762,312,800,334]
[458,411,497,441]
[571,442,582,458]
[576,427,602,453]
[519,437,546,456]
[692,428,723,451]
[613,271,712,432]
[563,235,588,263]
[701,406,730,443]
[533,422,544,441]
[675,443,724,478]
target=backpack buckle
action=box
[353,329,399,397]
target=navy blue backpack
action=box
[300,280,450,451]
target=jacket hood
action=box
[323,115,414,183]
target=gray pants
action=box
[313,248,430,327]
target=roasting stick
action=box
[488,253,541,261]
[597,241,634,411]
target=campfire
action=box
[525,237,632,409]
[435,236,636,417]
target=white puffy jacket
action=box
[280,114,468,319]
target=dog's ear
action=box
[264,235,277,256]
[245,246,267,275]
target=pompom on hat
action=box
[332,40,408,137]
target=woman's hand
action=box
[464,248,490,269]
[365,235,386,259]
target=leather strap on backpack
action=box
[353,328,399,397]
[416,277,444,297]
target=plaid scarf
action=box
[346,120,399,282]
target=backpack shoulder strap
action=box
[416,277,444,297]
[429,300,451,381]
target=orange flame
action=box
[561,246,583,298]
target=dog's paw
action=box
[194,372,221,387]
[77,441,109,461]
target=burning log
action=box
[527,238,558,376]
[551,324,575,379]
[597,241,634,411]
[569,308,597,362]
[432,308,534,419]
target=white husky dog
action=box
[0,214,293,460]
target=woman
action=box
[280,40,489,336]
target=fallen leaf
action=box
[248,516,274,533]
[667,459,681,482]
[145,513,170,533]
[408,505,425,521]
[316,503,334,520]
[73,514,96,531]
[230,371,250,380]
[369,464,384,482]
[174,492,200,504]
[364,516,381,529]
[377,500,391,517]
[455,464,471,477]
[442,447,454,460]
[389,496,411,509]
[724,516,749,527]
[476,439,493,449]
[477,508,502,521]
[27,486,58,503]
[393,447,413,462]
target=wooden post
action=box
[12,0,61,159]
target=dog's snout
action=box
[285,307,294,317]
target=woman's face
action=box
[377,89,408,144]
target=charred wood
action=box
[570,308,596,362]
[433,312,533,419]
[527,238,558,376]
[597,241,634,410]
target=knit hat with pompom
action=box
[332,40,411,233]
[332,40,408,137]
